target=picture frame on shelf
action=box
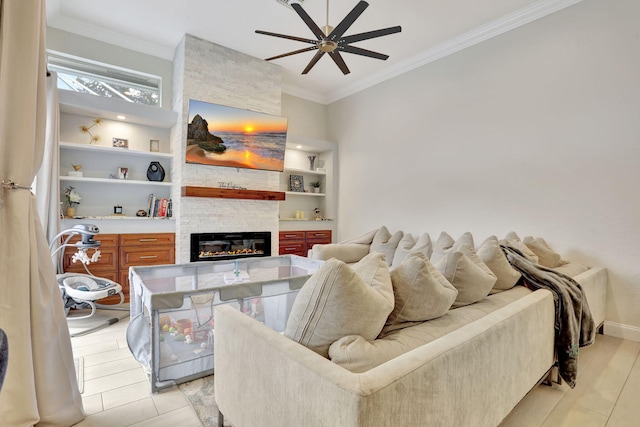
[118,167,129,179]
[113,138,129,149]
[289,174,304,192]
[150,139,160,152]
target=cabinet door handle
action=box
[313,233,327,237]
[283,247,297,251]
[139,255,158,259]
[139,238,158,242]
[283,234,298,238]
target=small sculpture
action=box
[80,117,102,144]
[72,164,82,171]
[314,208,322,220]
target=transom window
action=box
[47,51,161,107]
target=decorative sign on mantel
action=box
[181,186,285,201]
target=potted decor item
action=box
[64,186,81,217]
[310,181,321,193]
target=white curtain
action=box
[35,72,61,243]
[0,1,84,425]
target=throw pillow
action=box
[391,232,433,268]
[431,231,475,264]
[435,250,497,308]
[499,237,539,264]
[430,231,456,262]
[523,236,568,268]
[504,231,521,241]
[370,226,404,265]
[477,236,521,292]
[284,253,394,357]
[387,253,458,325]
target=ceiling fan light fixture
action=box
[257,0,401,75]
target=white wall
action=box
[327,0,640,333]
[281,93,328,141]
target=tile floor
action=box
[70,316,640,427]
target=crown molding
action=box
[47,6,176,61]
[281,82,328,105]
[324,0,585,105]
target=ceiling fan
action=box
[255,0,401,75]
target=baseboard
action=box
[603,321,640,343]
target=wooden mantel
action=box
[181,186,286,201]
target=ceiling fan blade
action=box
[302,50,326,74]
[328,51,351,75]
[291,3,326,40]
[265,46,319,61]
[255,30,318,45]
[340,26,402,44]
[328,0,369,41]
[340,45,389,61]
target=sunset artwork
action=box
[185,99,288,172]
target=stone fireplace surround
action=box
[171,34,284,264]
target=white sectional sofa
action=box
[213,229,607,427]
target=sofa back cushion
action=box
[284,253,394,358]
[523,236,568,268]
[386,254,458,326]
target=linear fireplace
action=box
[190,232,271,262]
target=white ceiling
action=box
[46,0,583,104]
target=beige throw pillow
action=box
[523,236,567,268]
[391,233,433,268]
[477,236,521,292]
[387,254,457,325]
[435,250,497,308]
[339,228,379,244]
[430,231,456,262]
[284,253,394,357]
[370,226,404,265]
[500,237,539,264]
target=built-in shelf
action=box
[283,167,326,176]
[279,218,334,222]
[285,191,325,197]
[60,141,173,159]
[60,176,171,186]
[181,186,285,201]
[64,216,175,220]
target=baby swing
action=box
[50,224,124,319]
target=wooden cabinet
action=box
[279,230,332,257]
[62,232,175,303]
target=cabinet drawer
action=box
[120,233,175,247]
[62,233,118,248]
[279,231,306,241]
[305,230,332,244]
[279,243,305,256]
[63,247,118,272]
[119,246,175,269]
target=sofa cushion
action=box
[523,236,568,268]
[391,233,433,268]
[551,261,590,277]
[386,254,458,326]
[339,228,378,245]
[329,285,533,373]
[435,249,497,308]
[477,236,521,293]
[284,253,394,358]
[370,226,404,265]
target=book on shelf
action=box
[147,194,169,218]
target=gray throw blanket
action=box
[501,245,595,388]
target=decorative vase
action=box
[308,155,316,171]
[312,187,320,193]
[66,207,76,218]
[147,161,165,182]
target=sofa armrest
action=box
[308,243,370,263]
[574,267,607,328]
[214,289,555,427]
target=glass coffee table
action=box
[127,255,323,392]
